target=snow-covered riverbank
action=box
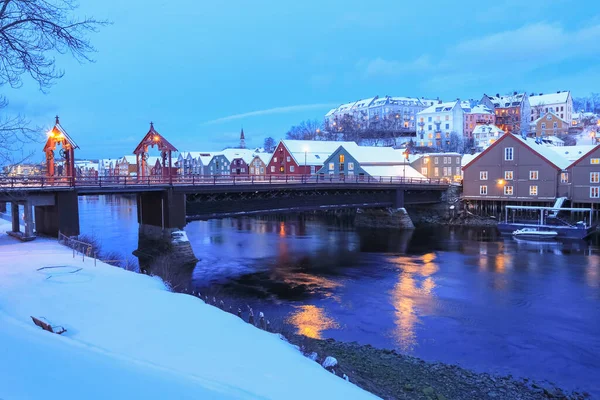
[0,220,375,399]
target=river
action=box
[78,195,600,396]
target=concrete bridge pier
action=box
[6,199,36,241]
[34,192,80,237]
[0,201,6,213]
[136,190,197,266]
[355,189,415,229]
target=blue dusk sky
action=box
[5,0,600,160]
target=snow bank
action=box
[0,220,376,399]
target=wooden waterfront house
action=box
[462,134,570,204]
[409,153,462,182]
[566,144,600,208]
[266,140,357,176]
[206,149,255,177]
[249,153,272,178]
[176,152,213,176]
[317,145,425,180]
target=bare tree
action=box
[263,137,276,152]
[285,119,324,140]
[0,0,107,167]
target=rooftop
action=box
[529,91,570,107]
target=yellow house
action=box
[532,112,569,137]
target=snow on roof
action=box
[361,164,426,179]
[467,104,493,115]
[120,155,137,164]
[253,153,272,164]
[532,111,567,125]
[419,100,459,114]
[219,148,256,163]
[199,154,214,164]
[461,153,481,167]
[283,140,359,166]
[353,97,376,109]
[512,135,570,169]
[486,93,526,108]
[547,145,597,162]
[529,91,570,107]
[147,156,161,166]
[472,124,505,135]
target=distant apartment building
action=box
[416,100,464,148]
[532,112,569,137]
[462,104,495,139]
[529,91,573,124]
[325,95,439,131]
[472,124,505,150]
[409,153,462,182]
[480,92,531,135]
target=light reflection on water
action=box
[77,195,600,396]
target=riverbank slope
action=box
[0,220,374,400]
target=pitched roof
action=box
[343,145,407,164]
[282,140,359,166]
[532,111,568,125]
[219,148,256,163]
[419,100,459,114]
[462,133,571,170]
[472,124,505,135]
[485,93,526,108]
[549,145,598,164]
[467,104,493,115]
[253,153,273,164]
[529,91,570,107]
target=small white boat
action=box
[512,228,558,241]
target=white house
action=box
[416,100,465,148]
[529,91,573,124]
[472,124,505,150]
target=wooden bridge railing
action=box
[0,173,451,190]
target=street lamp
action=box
[303,146,309,181]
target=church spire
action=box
[240,127,246,149]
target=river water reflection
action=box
[79,195,600,395]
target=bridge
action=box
[0,174,449,241]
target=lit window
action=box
[504,147,514,161]
[591,187,600,198]
[329,163,334,171]
[505,171,513,180]
[348,162,354,171]
[421,167,428,175]
[591,158,600,165]
[339,154,345,163]
[480,185,487,195]
[423,158,429,164]
[504,186,514,195]
[529,185,538,196]
[560,172,568,183]
[480,171,488,180]
[591,172,600,183]
[529,170,539,180]
[434,167,439,177]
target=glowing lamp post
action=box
[303,146,309,181]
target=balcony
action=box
[418,121,425,126]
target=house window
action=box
[423,158,429,164]
[591,172,600,183]
[456,157,460,164]
[591,187,600,198]
[434,157,439,164]
[260,167,264,173]
[286,156,291,162]
[541,123,546,129]
[329,163,334,171]
[270,166,275,172]
[505,171,513,180]
[339,154,345,163]
[456,167,460,175]
[279,166,284,173]
[530,185,538,196]
[480,171,488,180]
[480,185,487,195]
[348,162,354,170]
[421,167,428,175]
[504,147,514,161]
[241,168,246,172]
[445,123,449,129]
[428,117,432,122]
[591,158,600,164]
[560,172,568,183]
[428,125,432,131]
[250,167,255,174]
[274,157,277,162]
[290,166,295,172]
[434,167,439,176]
[504,186,514,195]
[529,170,539,180]
[553,122,558,128]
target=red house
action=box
[266,140,357,176]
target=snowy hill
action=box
[0,220,376,399]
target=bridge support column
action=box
[136,190,197,266]
[393,189,405,209]
[354,207,415,229]
[6,200,36,241]
[0,201,6,213]
[34,191,80,237]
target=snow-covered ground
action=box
[0,220,376,399]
